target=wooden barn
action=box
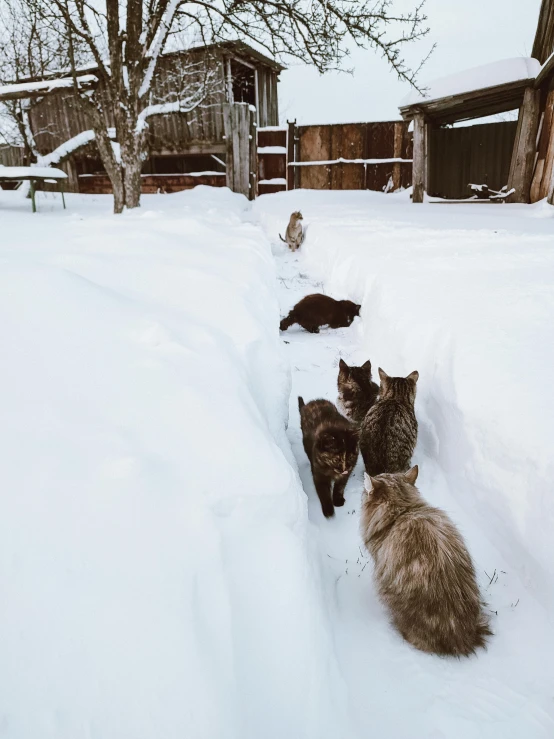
[399,0,554,204]
[0,41,282,194]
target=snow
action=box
[2,183,554,739]
[401,57,541,107]
[252,189,554,739]
[0,186,352,739]
[0,165,67,179]
[259,178,287,185]
[258,126,287,132]
[41,131,95,166]
[0,75,97,99]
[257,146,287,154]
[290,157,412,166]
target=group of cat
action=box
[279,212,492,658]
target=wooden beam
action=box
[532,0,554,63]
[249,106,257,200]
[507,86,541,203]
[412,113,426,203]
[399,78,533,126]
[391,122,404,191]
[287,120,296,190]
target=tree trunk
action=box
[123,146,143,209]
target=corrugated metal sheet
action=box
[428,121,518,199]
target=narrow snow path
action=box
[271,238,554,739]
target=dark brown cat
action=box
[337,358,379,426]
[359,368,418,476]
[298,397,359,518]
[361,467,492,657]
[280,294,361,333]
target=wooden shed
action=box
[399,0,554,204]
[0,41,283,194]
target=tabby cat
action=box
[361,467,492,656]
[337,358,379,426]
[280,294,361,333]
[359,368,418,476]
[279,211,304,251]
[298,397,359,518]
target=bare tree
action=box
[12,0,431,212]
[0,0,72,161]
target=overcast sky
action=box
[278,0,542,125]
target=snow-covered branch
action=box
[139,0,182,98]
[136,95,205,133]
[40,128,95,166]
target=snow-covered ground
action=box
[0,188,351,739]
[252,190,554,738]
[1,185,553,739]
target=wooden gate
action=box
[427,121,518,199]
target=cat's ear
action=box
[407,370,419,383]
[364,472,385,497]
[361,360,372,372]
[378,367,389,383]
[339,358,349,375]
[354,304,361,316]
[404,465,419,485]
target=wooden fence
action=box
[257,120,412,195]
[427,121,518,199]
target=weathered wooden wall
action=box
[0,144,25,166]
[28,47,278,161]
[78,173,226,194]
[427,121,518,199]
[256,68,279,127]
[533,0,554,63]
[293,121,412,191]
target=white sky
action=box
[278,0,542,125]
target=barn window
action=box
[230,59,256,107]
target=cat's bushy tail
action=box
[298,396,305,412]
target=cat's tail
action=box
[298,396,305,412]
[279,310,295,331]
[279,233,287,243]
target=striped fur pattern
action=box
[279,211,304,251]
[337,358,379,426]
[361,467,492,656]
[298,397,359,518]
[360,368,418,476]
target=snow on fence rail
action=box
[288,157,413,166]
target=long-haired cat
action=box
[361,467,491,656]
[280,294,361,333]
[279,211,304,251]
[298,397,359,518]
[337,358,379,426]
[360,368,418,476]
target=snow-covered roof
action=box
[0,75,97,101]
[0,166,67,179]
[401,57,540,108]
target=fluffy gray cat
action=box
[361,467,492,657]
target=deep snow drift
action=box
[2,185,554,739]
[253,189,554,739]
[0,188,352,739]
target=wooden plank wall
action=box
[78,173,226,195]
[296,121,412,191]
[255,68,279,127]
[257,128,286,194]
[427,121,518,199]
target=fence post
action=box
[507,86,541,203]
[412,113,426,203]
[391,122,404,192]
[249,106,257,200]
[223,102,251,198]
[287,119,296,190]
